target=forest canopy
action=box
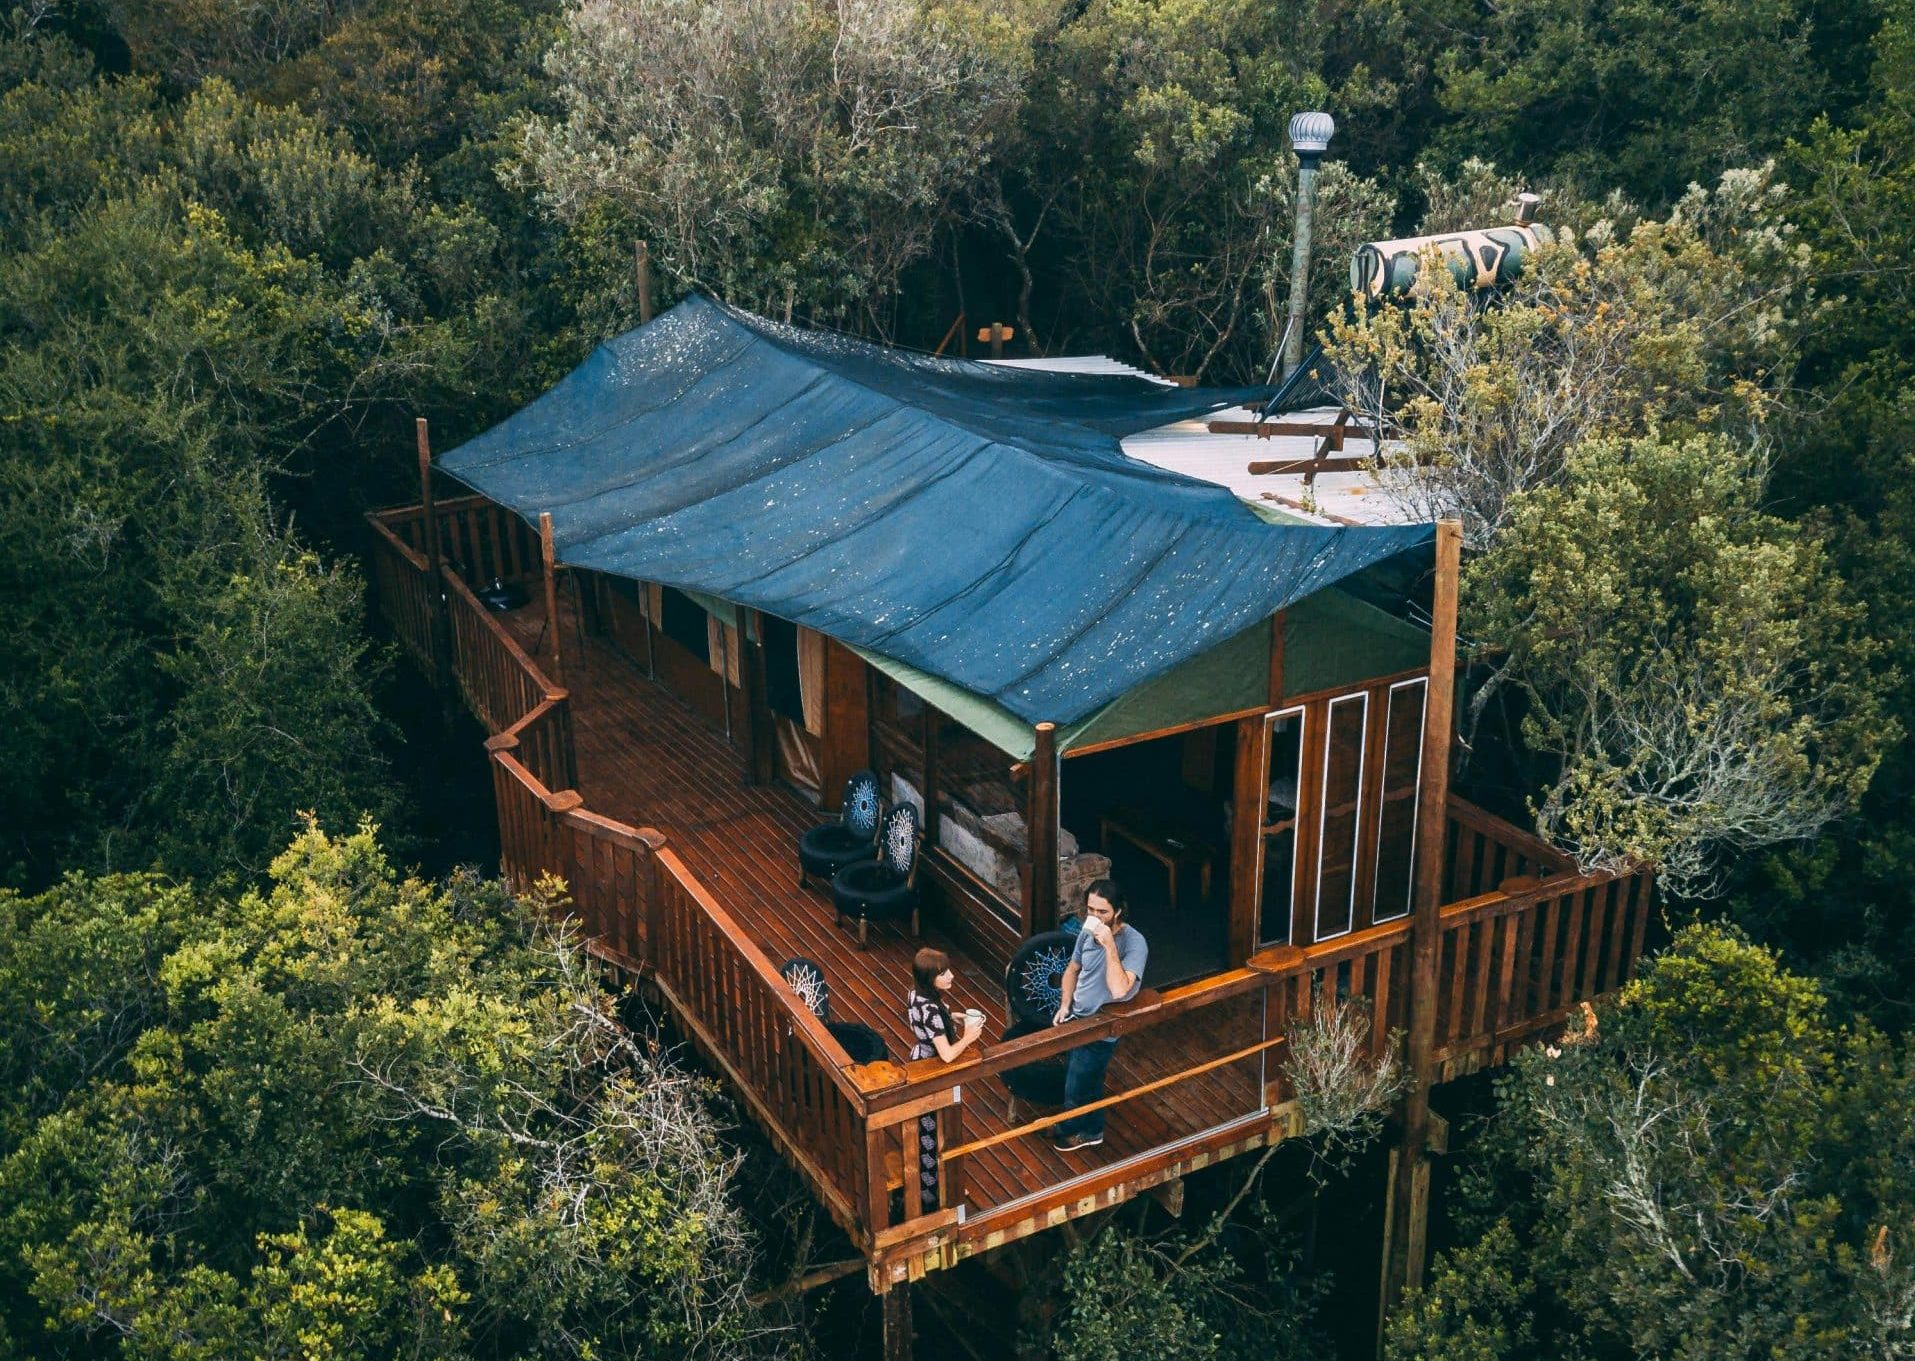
[4,0,1915,1357]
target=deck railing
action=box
[367,500,873,1228]
[377,494,542,588]
[366,497,1657,1265]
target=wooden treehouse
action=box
[367,297,1654,1344]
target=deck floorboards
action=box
[518,610,1265,1219]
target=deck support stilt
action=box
[880,1279,914,1361]
[1379,518,1461,1333]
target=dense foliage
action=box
[1386,925,1915,1360]
[0,822,768,1359]
[6,0,1915,1355]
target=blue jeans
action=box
[1059,1038,1119,1139]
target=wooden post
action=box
[416,417,453,694]
[1028,721,1060,931]
[539,511,564,688]
[1228,712,1272,963]
[881,1280,914,1361]
[635,240,654,324]
[820,639,873,810]
[976,322,1014,358]
[1380,518,1461,1326]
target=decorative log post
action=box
[1380,518,1461,1325]
[1028,721,1060,932]
[416,417,453,695]
[539,511,564,688]
[635,240,654,324]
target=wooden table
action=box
[1098,806,1216,911]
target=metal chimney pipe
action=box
[1282,111,1335,380]
[1514,192,1541,226]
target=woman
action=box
[905,947,983,1214]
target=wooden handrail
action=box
[653,847,866,1090]
[444,570,556,699]
[366,508,431,571]
[940,1033,1286,1162]
[1446,795,1578,874]
[371,493,496,525]
[864,858,1637,1118]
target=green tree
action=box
[0,822,771,1360]
[1389,924,1915,1361]
[512,0,1029,337]
[1005,0,1395,380]
[1732,0,1915,1022]
[1044,1198,1330,1361]
[1325,171,1890,892]
[1429,0,1839,205]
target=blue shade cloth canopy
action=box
[438,295,1434,726]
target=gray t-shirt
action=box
[1066,923,1148,1018]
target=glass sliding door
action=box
[1256,707,1306,947]
[1312,692,1369,940]
[1370,678,1428,924]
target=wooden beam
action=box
[1056,707,1266,762]
[1247,454,1373,476]
[1145,1177,1186,1218]
[1028,721,1059,933]
[1208,418,1378,439]
[821,639,871,811]
[1381,518,1460,1318]
[539,511,564,688]
[881,1278,914,1361]
[1228,712,1271,965]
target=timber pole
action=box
[416,417,453,696]
[1379,518,1461,1330]
[635,240,654,324]
[1028,721,1060,931]
[881,1280,914,1361]
[539,511,564,689]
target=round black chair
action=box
[798,769,881,890]
[999,1016,1068,1120]
[825,1021,889,1065]
[831,804,922,948]
[778,956,831,1019]
[1005,929,1077,1027]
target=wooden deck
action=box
[367,495,1657,1289]
[523,606,1269,1222]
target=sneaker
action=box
[1052,1131,1104,1152]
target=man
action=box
[1050,878,1147,1152]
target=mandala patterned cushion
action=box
[844,770,880,840]
[1005,929,1076,1026]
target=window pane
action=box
[1313,693,1369,939]
[1371,679,1427,923]
[1256,709,1305,947]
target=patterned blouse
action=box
[906,989,948,1061]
